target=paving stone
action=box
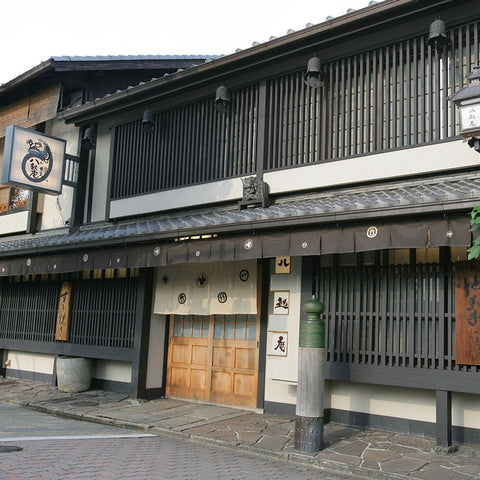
[381,456,429,475]
[4,377,480,480]
[237,431,263,445]
[204,428,238,442]
[318,450,363,467]
[329,439,368,456]
[262,424,291,437]
[255,435,289,452]
[363,448,401,463]
[410,463,475,480]
[181,424,219,435]
[452,464,480,477]
[360,460,382,471]
[392,433,435,451]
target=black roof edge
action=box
[59,0,458,125]
[0,59,55,94]
[0,55,219,97]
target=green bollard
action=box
[295,295,325,452]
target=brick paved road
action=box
[0,436,354,480]
[0,404,354,479]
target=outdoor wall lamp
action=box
[427,18,450,56]
[304,56,324,88]
[427,18,448,48]
[141,109,154,134]
[81,127,96,151]
[451,66,480,153]
[214,85,230,113]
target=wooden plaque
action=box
[55,282,72,341]
[275,256,291,274]
[455,262,480,365]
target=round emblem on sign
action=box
[244,239,254,250]
[195,250,201,257]
[367,226,378,239]
[178,293,186,304]
[82,253,89,263]
[21,139,53,183]
[153,247,161,257]
[302,241,308,249]
[217,292,228,304]
[26,258,32,266]
[196,273,208,288]
[239,269,249,282]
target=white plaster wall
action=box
[146,313,167,389]
[6,351,54,375]
[92,360,132,383]
[453,393,480,430]
[265,139,480,195]
[327,382,436,423]
[38,120,80,230]
[264,257,302,406]
[0,210,28,234]
[90,120,111,222]
[110,179,242,219]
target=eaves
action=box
[59,0,457,125]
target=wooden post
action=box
[295,295,325,452]
[434,390,456,453]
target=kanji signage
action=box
[268,331,288,357]
[272,290,290,315]
[275,256,291,274]
[1,125,66,195]
[55,282,72,341]
[455,262,480,365]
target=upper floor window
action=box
[0,186,29,214]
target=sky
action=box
[0,0,381,85]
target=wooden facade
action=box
[2,0,480,445]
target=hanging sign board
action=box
[55,282,72,341]
[455,262,480,365]
[1,125,66,195]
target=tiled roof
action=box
[0,172,478,257]
[51,55,219,62]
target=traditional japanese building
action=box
[1,0,480,447]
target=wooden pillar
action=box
[295,295,325,452]
[434,390,456,452]
[0,349,5,378]
[131,268,154,398]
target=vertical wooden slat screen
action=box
[108,19,479,195]
[110,84,258,200]
[265,19,479,171]
[315,254,462,373]
[0,274,138,349]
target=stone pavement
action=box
[1,378,480,480]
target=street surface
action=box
[0,403,354,480]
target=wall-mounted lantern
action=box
[141,109,154,134]
[214,85,230,113]
[304,56,324,88]
[451,66,480,153]
[81,127,96,151]
[427,18,448,49]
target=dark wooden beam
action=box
[130,268,154,398]
[435,390,454,452]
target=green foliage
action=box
[468,205,480,260]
